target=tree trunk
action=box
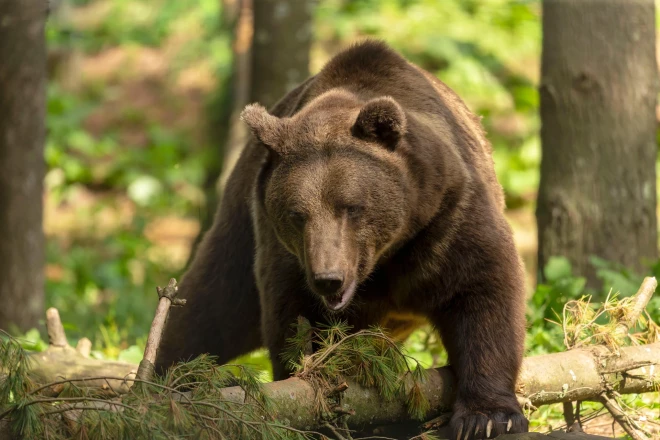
[250,0,313,109]
[187,0,314,264]
[218,0,314,191]
[537,0,658,287]
[216,0,255,193]
[0,1,47,331]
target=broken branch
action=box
[135,278,185,383]
[599,391,648,440]
[46,307,68,347]
[613,276,657,340]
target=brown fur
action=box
[156,41,528,439]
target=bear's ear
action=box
[351,97,406,150]
[240,103,285,154]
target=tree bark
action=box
[250,0,313,109]
[0,0,47,331]
[218,0,313,191]
[537,0,658,287]
[217,0,255,193]
[187,0,315,265]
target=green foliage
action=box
[526,255,660,356]
[0,331,35,406]
[526,257,584,355]
[48,0,224,53]
[316,0,542,206]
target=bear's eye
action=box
[288,210,306,228]
[344,205,364,220]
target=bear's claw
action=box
[450,408,528,440]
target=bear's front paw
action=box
[449,407,528,440]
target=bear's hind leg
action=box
[155,197,262,374]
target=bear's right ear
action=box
[351,97,406,150]
[240,103,285,154]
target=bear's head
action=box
[242,90,413,312]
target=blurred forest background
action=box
[2,0,660,434]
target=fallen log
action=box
[215,342,660,431]
[23,339,659,431]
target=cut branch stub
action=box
[46,307,68,347]
[76,338,91,358]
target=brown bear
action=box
[156,40,528,440]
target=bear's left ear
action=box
[351,97,406,150]
[240,103,286,154]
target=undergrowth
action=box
[0,332,310,439]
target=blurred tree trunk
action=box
[0,1,47,331]
[218,0,313,191]
[537,0,658,287]
[216,0,255,193]
[188,0,313,266]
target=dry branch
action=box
[75,337,91,358]
[46,307,68,347]
[599,391,648,440]
[214,342,660,431]
[612,276,657,340]
[135,278,185,383]
[27,346,136,397]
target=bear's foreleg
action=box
[254,244,320,381]
[431,281,528,440]
[259,288,317,381]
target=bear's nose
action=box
[313,272,344,296]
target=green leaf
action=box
[544,256,573,282]
[118,345,144,364]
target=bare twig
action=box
[332,406,356,417]
[46,307,68,347]
[600,360,654,374]
[613,276,657,340]
[567,400,583,432]
[135,278,185,382]
[324,421,349,440]
[326,381,349,397]
[422,411,451,429]
[599,391,649,440]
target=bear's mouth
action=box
[322,280,357,311]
